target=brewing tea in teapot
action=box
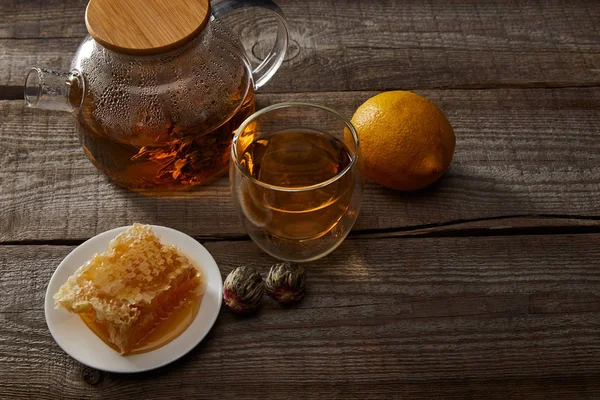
[25,0,288,189]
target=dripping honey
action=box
[80,279,205,356]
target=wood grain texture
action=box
[1,0,599,90]
[1,87,599,242]
[1,233,600,399]
[1,0,600,397]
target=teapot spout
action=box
[25,68,84,113]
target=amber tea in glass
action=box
[230,103,363,262]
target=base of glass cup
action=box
[247,227,354,263]
[243,206,360,262]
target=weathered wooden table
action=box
[1,0,599,398]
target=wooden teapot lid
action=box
[86,0,210,55]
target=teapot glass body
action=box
[25,1,288,189]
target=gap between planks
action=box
[1,214,599,246]
[3,82,600,101]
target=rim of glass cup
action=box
[231,102,360,193]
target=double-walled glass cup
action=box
[230,103,363,262]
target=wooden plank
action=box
[1,87,599,242]
[0,0,87,39]
[1,233,600,398]
[0,88,600,241]
[1,0,599,91]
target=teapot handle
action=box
[212,0,289,90]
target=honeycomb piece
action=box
[54,223,201,354]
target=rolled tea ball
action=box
[223,266,265,313]
[265,262,306,304]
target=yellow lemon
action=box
[351,91,455,191]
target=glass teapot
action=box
[24,0,288,189]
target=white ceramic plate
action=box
[44,225,223,373]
